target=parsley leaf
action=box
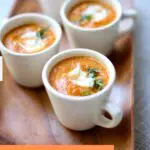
[80,14,93,22]
[87,68,104,91]
[87,68,99,78]
[36,27,49,39]
[94,79,104,90]
[81,90,91,96]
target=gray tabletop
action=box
[135,0,150,149]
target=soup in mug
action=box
[49,56,109,96]
[68,0,116,28]
[3,24,56,54]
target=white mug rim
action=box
[42,48,116,102]
[60,0,122,32]
[0,13,62,57]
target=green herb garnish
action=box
[87,68,104,91]
[81,90,91,96]
[94,79,104,90]
[36,27,49,39]
[87,68,99,78]
[80,14,93,22]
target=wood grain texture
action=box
[0,0,134,149]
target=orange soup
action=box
[68,0,116,28]
[49,56,109,96]
[3,24,56,54]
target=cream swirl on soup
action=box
[3,24,56,54]
[49,56,109,96]
[68,1,116,28]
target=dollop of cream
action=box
[68,64,94,87]
[82,5,108,22]
[21,31,37,38]
[19,31,45,53]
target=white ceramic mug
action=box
[42,49,123,131]
[38,0,65,23]
[60,0,137,55]
[0,13,62,87]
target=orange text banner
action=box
[0,145,114,150]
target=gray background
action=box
[135,0,150,150]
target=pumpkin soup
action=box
[68,0,116,28]
[49,56,109,96]
[3,24,56,54]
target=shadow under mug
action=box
[60,0,137,56]
[42,49,123,131]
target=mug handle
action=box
[95,103,123,128]
[119,9,137,35]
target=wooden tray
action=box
[0,0,134,149]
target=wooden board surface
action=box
[0,0,134,149]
